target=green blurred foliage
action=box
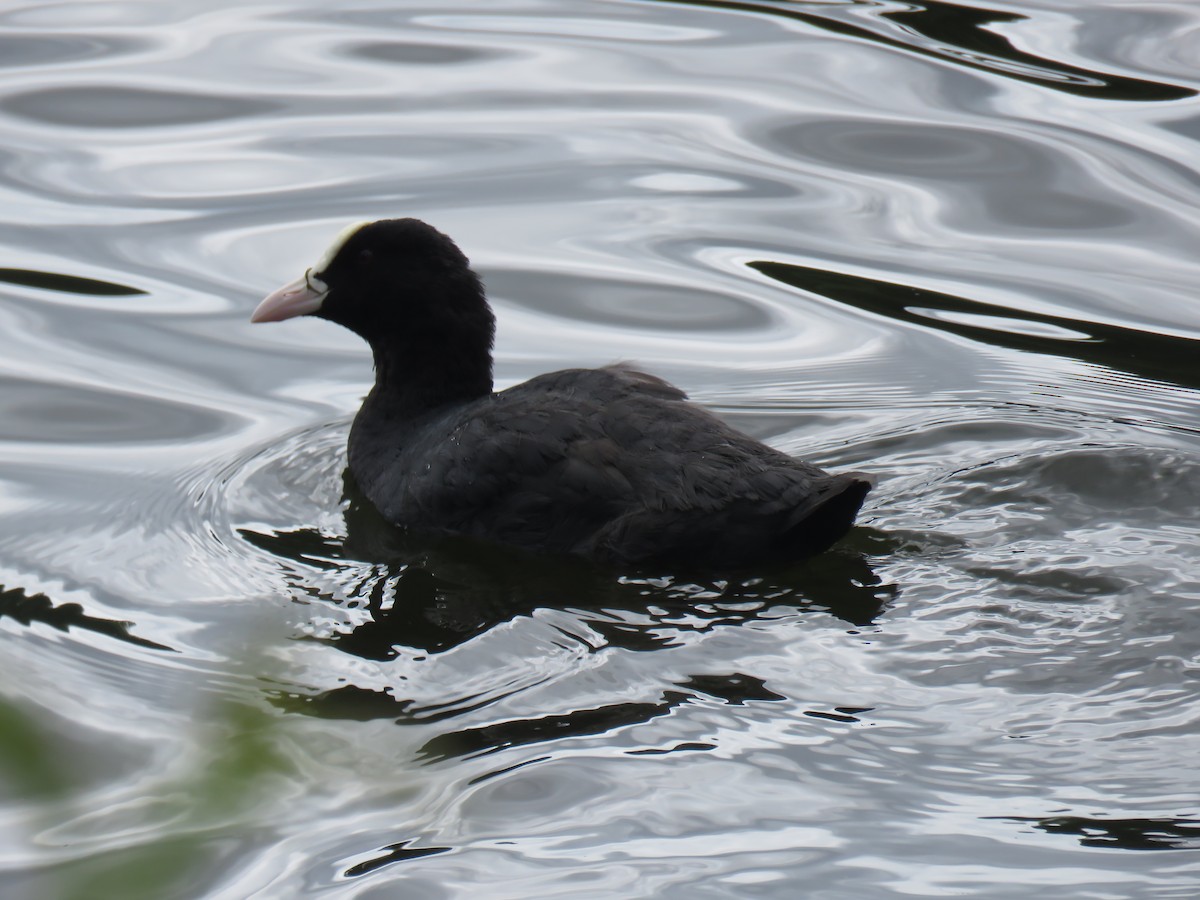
[0,699,74,801]
[0,692,296,900]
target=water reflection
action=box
[996,815,1200,851]
[0,34,146,68]
[0,268,145,295]
[3,0,1200,895]
[241,472,895,663]
[752,259,1200,393]
[419,691,686,761]
[342,840,452,878]
[0,584,170,651]
[240,466,894,765]
[648,0,1196,101]
[766,120,1136,233]
[486,268,774,333]
[343,40,502,66]
[0,376,229,444]
[2,85,279,128]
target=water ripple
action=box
[2,1,1200,897]
[2,85,279,129]
[753,258,1200,396]
[0,33,147,68]
[645,0,1197,101]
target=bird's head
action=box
[251,218,488,347]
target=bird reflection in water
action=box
[241,469,896,753]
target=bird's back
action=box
[349,365,871,566]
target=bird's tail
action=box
[783,472,874,557]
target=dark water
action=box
[2,0,1199,896]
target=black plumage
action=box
[251,218,872,567]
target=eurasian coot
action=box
[251,219,872,566]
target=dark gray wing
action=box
[394,365,869,562]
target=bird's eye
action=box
[358,249,373,264]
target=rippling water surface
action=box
[2,1,1200,896]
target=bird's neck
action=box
[365,331,494,419]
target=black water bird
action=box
[251,219,872,567]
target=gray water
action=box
[2,0,1199,897]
